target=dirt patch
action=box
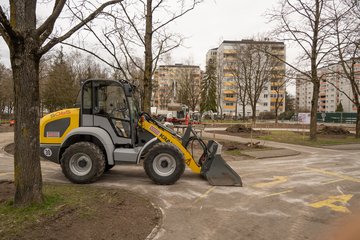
[0,182,161,240]
[318,125,351,135]
[0,180,15,204]
[219,140,264,151]
[0,125,13,133]
[226,124,253,133]
[4,143,14,155]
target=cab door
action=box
[91,81,133,145]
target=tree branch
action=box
[153,0,200,33]
[0,5,17,45]
[36,0,66,43]
[38,0,122,56]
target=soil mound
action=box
[226,124,253,133]
[318,125,350,135]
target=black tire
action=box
[104,163,115,172]
[143,142,185,185]
[60,142,105,184]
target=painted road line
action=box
[0,172,13,177]
[254,176,288,188]
[321,179,345,185]
[193,186,216,203]
[308,194,353,213]
[264,189,293,198]
[306,167,360,183]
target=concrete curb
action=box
[241,148,301,159]
[321,144,360,150]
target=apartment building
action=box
[296,63,359,113]
[152,64,202,112]
[206,40,286,117]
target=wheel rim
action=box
[69,153,92,176]
[152,153,176,177]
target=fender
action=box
[135,137,159,164]
[61,127,115,165]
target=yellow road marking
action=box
[321,179,345,185]
[254,176,288,188]
[308,194,353,213]
[264,189,293,198]
[241,172,257,177]
[306,167,360,183]
[194,186,216,203]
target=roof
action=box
[222,39,285,45]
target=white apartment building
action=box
[296,63,359,113]
[206,40,286,117]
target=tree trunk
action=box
[10,40,43,206]
[251,104,256,124]
[356,106,360,138]
[142,0,153,113]
[275,107,279,124]
[242,104,246,121]
[310,81,320,141]
[235,97,238,120]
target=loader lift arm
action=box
[139,112,243,186]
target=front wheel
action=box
[60,142,105,184]
[143,143,185,185]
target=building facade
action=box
[152,64,202,112]
[206,40,286,117]
[296,63,359,113]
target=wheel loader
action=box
[39,79,242,186]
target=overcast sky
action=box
[171,0,283,66]
[0,0,297,93]
[0,0,286,66]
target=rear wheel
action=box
[61,142,105,184]
[143,143,185,185]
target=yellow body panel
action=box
[40,108,80,144]
[140,119,201,174]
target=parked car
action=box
[9,119,15,126]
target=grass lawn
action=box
[256,131,360,146]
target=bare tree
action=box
[63,0,201,113]
[236,42,278,123]
[327,0,360,137]
[0,0,121,206]
[268,0,335,140]
[177,66,201,112]
[227,53,249,121]
[272,71,295,124]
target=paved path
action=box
[1,132,360,240]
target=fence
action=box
[317,112,357,124]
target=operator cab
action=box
[76,79,138,146]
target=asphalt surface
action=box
[1,131,360,240]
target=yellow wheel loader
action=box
[39,79,242,186]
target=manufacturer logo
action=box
[149,125,160,135]
[46,131,60,138]
[43,148,52,157]
[50,110,71,118]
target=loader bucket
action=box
[201,140,243,186]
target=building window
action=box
[264,94,268,98]
[263,102,268,106]
[225,103,234,106]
